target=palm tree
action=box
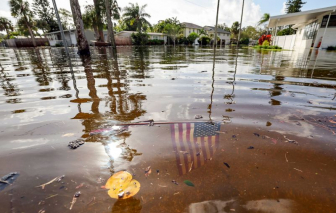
[104,0,117,48]
[0,17,13,38]
[164,23,182,47]
[230,21,240,39]
[258,13,270,25]
[123,3,151,32]
[69,0,90,55]
[9,0,36,46]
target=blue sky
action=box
[0,0,335,30]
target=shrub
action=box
[199,36,211,45]
[147,39,164,45]
[262,40,270,46]
[327,46,336,51]
[55,42,63,47]
[258,34,271,45]
[187,32,199,44]
[178,36,189,45]
[239,37,249,45]
[131,32,149,45]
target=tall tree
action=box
[104,0,116,47]
[153,17,180,33]
[218,23,230,32]
[9,0,37,46]
[93,0,105,42]
[286,0,306,13]
[59,8,74,30]
[32,0,59,33]
[0,17,13,38]
[164,23,182,47]
[83,5,99,38]
[123,3,151,32]
[258,13,270,25]
[69,0,90,55]
[230,21,240,39]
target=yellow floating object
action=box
[105,171,140,199]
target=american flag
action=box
[170,122,221,176]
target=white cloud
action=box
[280,1,287,14]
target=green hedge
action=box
[327,46,336,51]
[147,39,164,45]
[254,45,282,50]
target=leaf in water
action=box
[184,180,195,187]
[104,171,140,199]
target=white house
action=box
[45,29,106,46]
[181,22,203,37]
[203,26,230,45]
[268,5,336,50]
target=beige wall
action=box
[183,27,201,37]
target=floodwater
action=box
[0,46,336,213]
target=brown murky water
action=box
[0,46,336,213]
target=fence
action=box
[115,36,132,46]
[273,35,296,50]
[5,38,50,47]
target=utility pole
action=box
[105,0,116,48]
[237,0,245,48]
[213,0,220,50]
[51,0,70,58]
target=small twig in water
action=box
[36,176,61,189]
[45,194,58,200]
[189,161,193,172]
[285,152,288,163]
[294,168,302,172]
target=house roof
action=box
[203,26,230,34]
[268,5,336,28]
[181,22,202,29]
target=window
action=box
[303,21,319,40]
[321,15,336,27]
[189,30,191,33]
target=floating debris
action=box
[103,171,140,199]
[284,136,298,145]
[68,139,85,149]
[194,115,203,119]
[247,146,254,149]
[253,133,260,137]
[224,162,230,168]
[184,180,195,187]
[69,191,81,210]
[145,166,151,178]
[172,180,178,185]
[37,175,64,189]
[0,172,19,191]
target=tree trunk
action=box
[24,18,37,47]
[93,0,105,42]
[104,0,116,48]
[69,0,90,55]
[93,25,99,40]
